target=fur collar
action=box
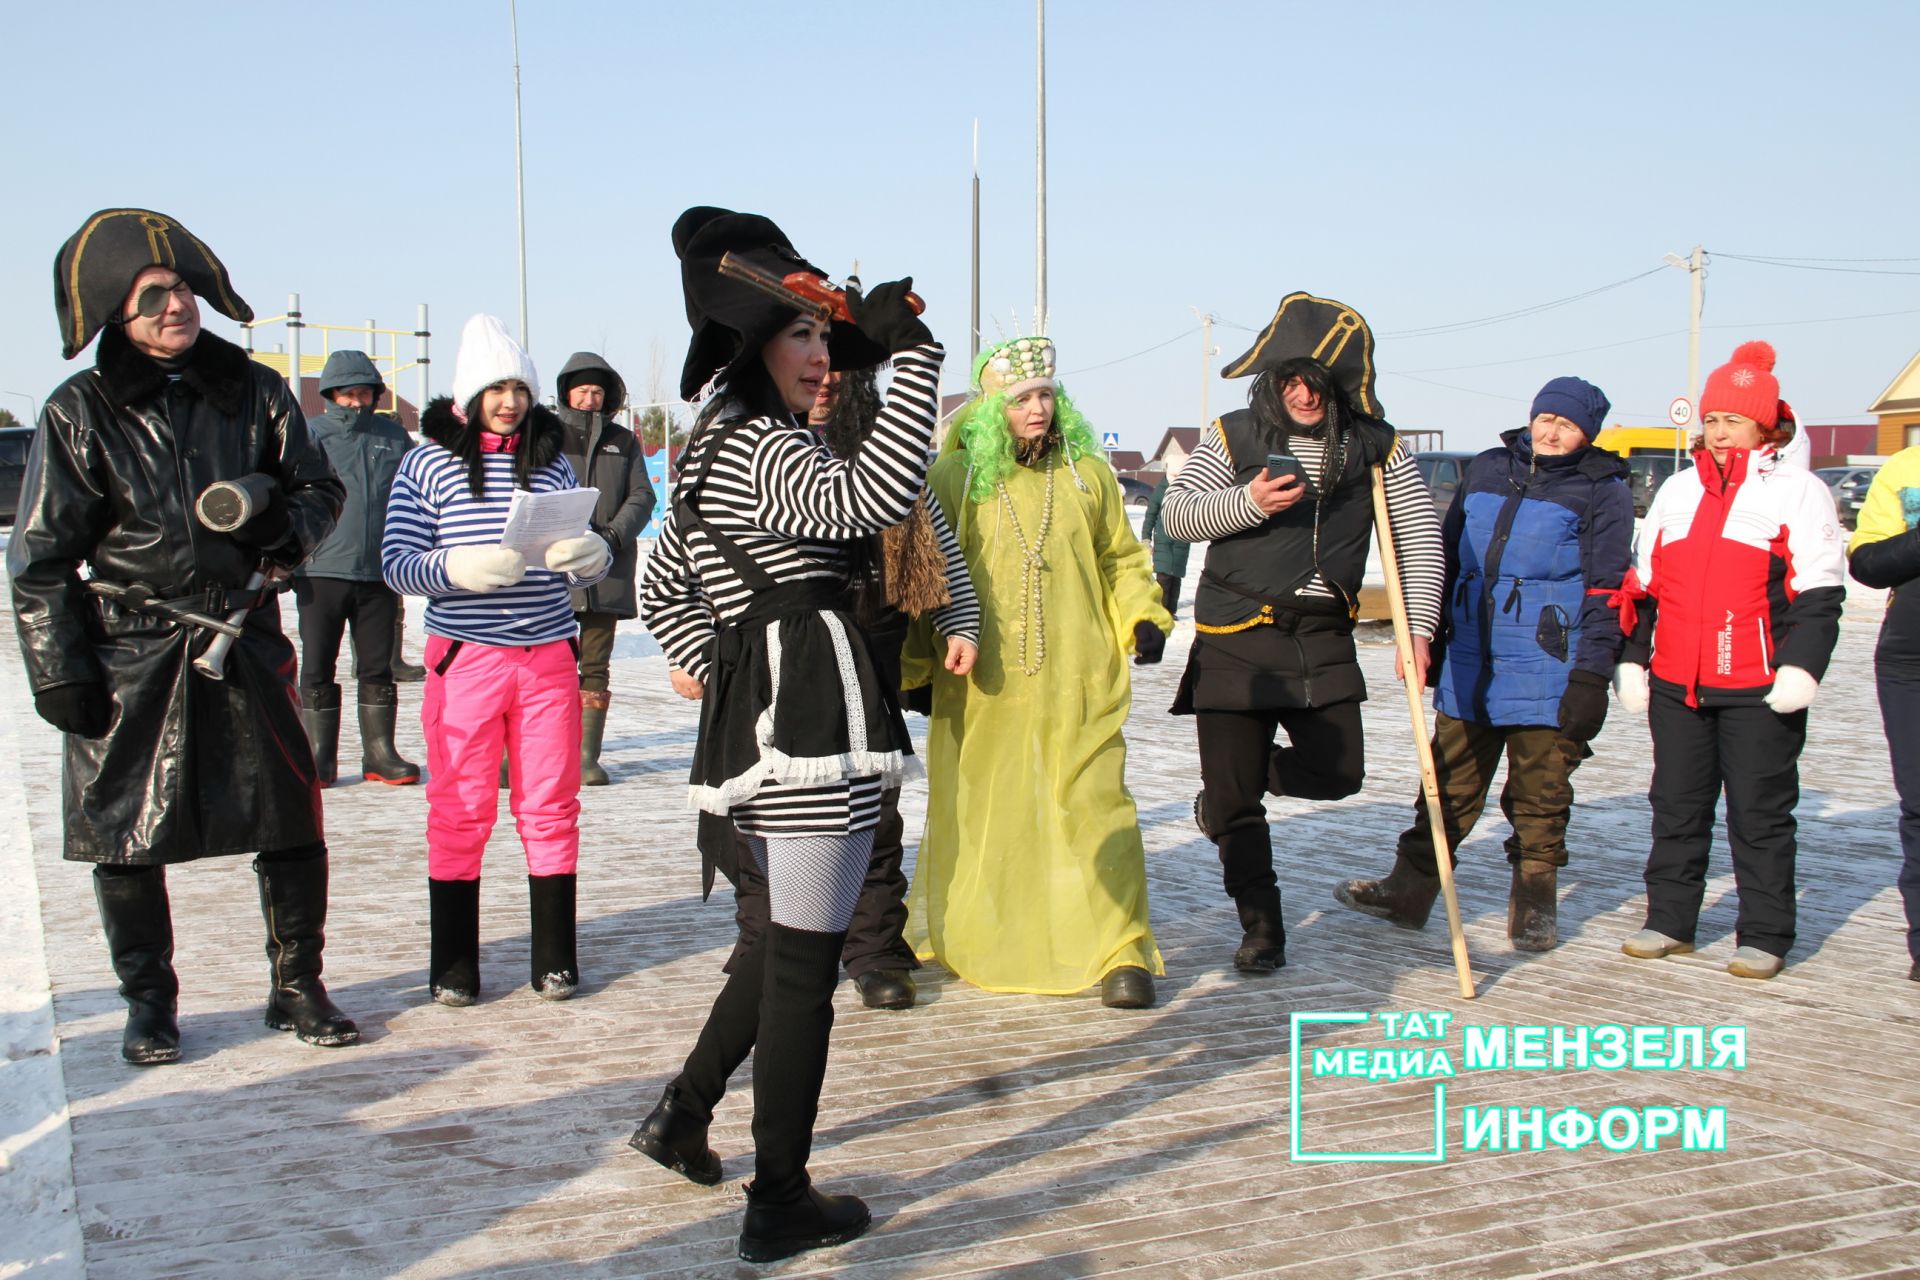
[95,326,251,416]
[420,395,564,471]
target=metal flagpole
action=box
[1034,0,1047,336]
[510,0,529,345]
[971,119,982,368]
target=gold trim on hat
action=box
[1221,291,1378,415]
[64,209,245,351]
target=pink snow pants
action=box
[422,635,582,880]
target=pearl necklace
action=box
[997,453,1056,676]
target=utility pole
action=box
[1193,309,1216,429]
[1034,0,1047,335]
[971,119,981,367]
[510,0,529,345]
[1664,245,1706,468]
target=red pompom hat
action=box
[1699,341,1780,428]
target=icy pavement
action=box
[3,559,1919,1278]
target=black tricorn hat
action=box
[672,206,887,402]
[54,208,253,360]
[1221,291,1383,418]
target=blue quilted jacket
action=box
[1433,428,1634,726]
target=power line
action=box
[1713,253,1920,277]
[1381,267,1667,339]
[1060,326,1198,376]
[1717,253,1920,263]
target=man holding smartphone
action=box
[1161,292,1445,974]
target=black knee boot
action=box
[299,683,341,788]
[631,930,767,1186]
[739,923,870,1264]
[256,850,360,1046]
[1232,885,1287,973]
[528,873,579,1000]
[429,877,482,1005]
[92,865,181,1066]
[357,682,420,785]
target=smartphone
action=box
[1266,452,1310,492]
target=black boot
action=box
[1334,856,1442,929]
[92,866,181,1066]
[299,683,340,788]
[357,682,420,785]
[580,689,611,787]
[529,873,579,1000]
[739,923,870,1264]
[391,602,426,683]
[256,851,360,1046]
[429,877,481,1006]
[1508,861,1559,952]
[1100,965,1156,1008]
[629,1083,724,1185]
[852,969,915,1010]
[1232,886,1287,973]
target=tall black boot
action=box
[92,866,181,1066]
[256,851,359,1046]
[739,923,870,1264]
[630,930,767,1186]
[1232,885,1287,973]
[528,873,579,1000]
[429,877,482,1006]
[357,681,421,785]
[299,683,340,788]
[391,601,426,683]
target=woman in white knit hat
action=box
[381,314,612,1006]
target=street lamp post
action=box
[1,390,36,423]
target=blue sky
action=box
[4,1,1916,453]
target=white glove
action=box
[1763,665,1819,714]
[545,533,611,577]
[445,544,526,592]
[1612,662,1649,714]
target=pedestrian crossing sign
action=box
[1100,431,1122,450]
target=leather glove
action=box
[228,476,292,549]
[1556,669,1610,742]
[445,545,527,592]
[1133,620,1167,663]
[35,683,110,737]
[545,533,611,577]
[1763,665,1819,714]
[1612,662,1649,714]
[843,277,932,353]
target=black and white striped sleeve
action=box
[923,496,980,645]
[1160,421,1265,543]
[1381,443,1445,638]
[639,507,716,681]
[751,344,945,539]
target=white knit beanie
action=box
[450,313,540,412]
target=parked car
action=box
[1625,453,1690,517]
[0,426,34,526]
[1823,466,1878,530]
[1115,475,1153,508]
[1412,450,1477,518]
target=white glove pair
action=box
[444,535,610,593]
[1610,662,1819,716]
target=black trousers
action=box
[575,610,619,692]
[1196,702,1366,900]
[1156,572,1182,620]
[726,786,915,979]
[1877,662,1920,964]
[1643,683,1804,958]
[294,577,397,689]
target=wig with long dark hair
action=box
[419,392,566,499]
[1249,356,1354,440]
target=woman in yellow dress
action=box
[904,336,1172,1007]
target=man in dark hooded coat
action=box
[10,208,358,1064]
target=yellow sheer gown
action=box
[903,440,1173,994]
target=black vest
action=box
[1194,409,1397,631]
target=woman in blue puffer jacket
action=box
[1336,376,1634,951]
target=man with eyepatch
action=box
[9,209,358,1065]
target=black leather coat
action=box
[8,328,344,864]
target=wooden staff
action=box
[1369,464,1477,999]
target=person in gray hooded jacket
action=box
[293,349,420,786]
[555,351,657,784]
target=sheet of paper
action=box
[499,487,601,561]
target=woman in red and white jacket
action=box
[1613,341,1846,979]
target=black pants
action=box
[1878,662,1920,964]
[727,787,915,979]
[1196,702,1366,900]
[295,577,398,689]
[1156,572,1182,620]
[1644,683,1804,958]
[575,610,619,693]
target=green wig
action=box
[949,343,1102,504]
